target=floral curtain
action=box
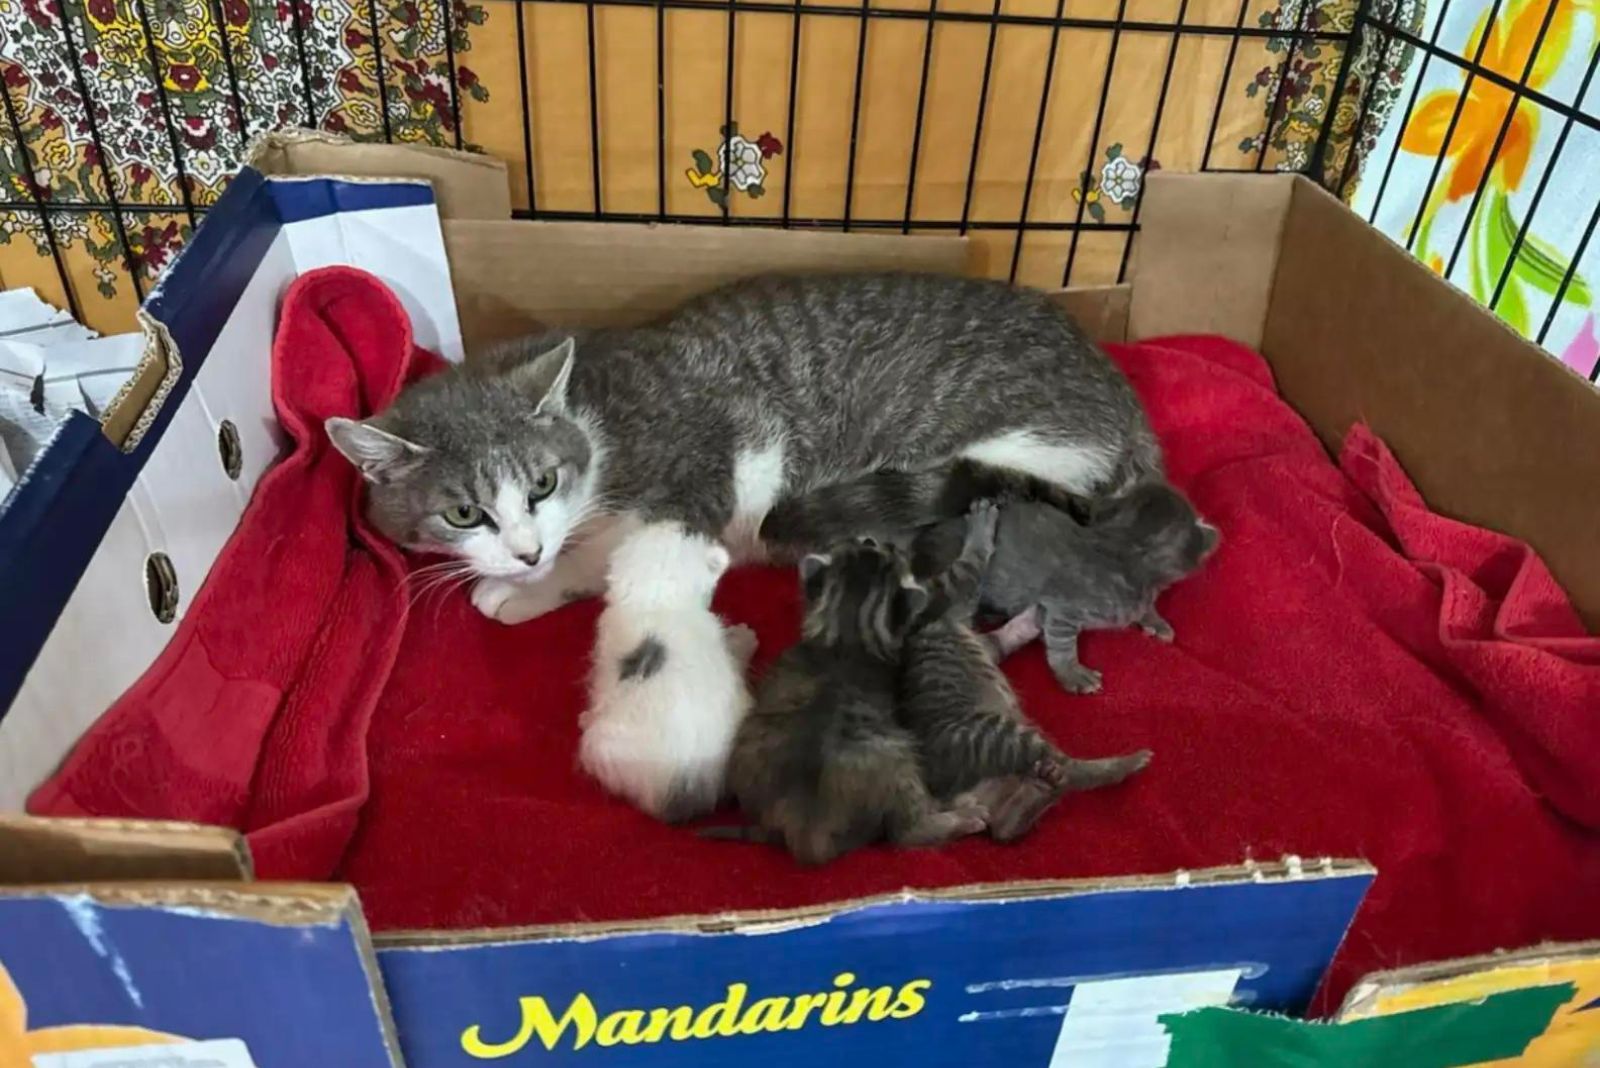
[0,0,1486,343]
[1352,0,1600,379]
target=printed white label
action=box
[33,1038,258,1068]
[1047,967,1242,1068]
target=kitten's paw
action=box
[471,576,565,624]
[950,804,990,837]
[966,499,1000,536]
[1031,758,1068,791]
[1140,616,1176,642]
[723,623,759,665]
[1055,664,1103,695]
[986,778,1061,842]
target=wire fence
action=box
[1,0,1595,374]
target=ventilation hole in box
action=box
[145,552,179,624]
[218,419,243,480]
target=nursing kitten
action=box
[326,271,1161,625]
[921,482,1219,694]
[759,459,1091,560]
[709,539,986,865]
[903,503,1151,841]
[579,525,757,821]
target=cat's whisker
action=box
[408,562,478,609]
[431,570,480,624]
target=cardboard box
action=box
[3,133,1597,1066]
[1339,940,1600,1064]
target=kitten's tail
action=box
[696,824,782,845]
[1056,748,1153,792]
[759,460,1085,552]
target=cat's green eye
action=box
[529,470,559,504]
[443,503,487,528]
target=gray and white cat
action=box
[325,271,1161,815]
[327,272,1160,613]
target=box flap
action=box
[442,220,971,353]
[0,815,250,884]
[248,128,512,221]
[1045,284,1130,344]
[1128,173,1295,348]
[373,858,1372,1067]
[0,881,402,1066]
[1264,177,1600,629]
[1340,938,1600,1019]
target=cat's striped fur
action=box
[902,503,1151,841]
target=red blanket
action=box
[33,266,1600,1008]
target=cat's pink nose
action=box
[517,551,542,567]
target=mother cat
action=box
[327,272,1160,814]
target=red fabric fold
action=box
[31,266,438,877]
[32,282,1600,1009]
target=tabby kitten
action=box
[921,482,1219,694]
[903,503,1151,841]
[708,539,986,864]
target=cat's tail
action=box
[1055,748,1153,792]
[759,460,1085,554]
[696,824,781,845]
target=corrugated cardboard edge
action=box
[99,309,178,451]
[1338,938,1600,1020]
[0,813,250,884]
[247,128,511,220]
[1264,175,1600,630]
[376,856,1375,949]
[0,879,351,921]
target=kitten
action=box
[903,503,1151,841]
[759,459,1092,561]
[708,539,986,865]
[920,482,1219,694]
[326,271,1162,626]
[578,525,758,822]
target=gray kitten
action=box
[707,539,987,865]
[920,482,1219,694]
[325,271,1161,625]
[759,458,1091,558]
[903,503,1151,841]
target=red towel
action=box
[32,267,1600,1008]
[29,267,435,877]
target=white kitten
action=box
[578,525,758,821]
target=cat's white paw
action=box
[470,576,565,624]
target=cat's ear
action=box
[325,417,429,483]
[798,553,831,583]
[706,543,731,577]
[510,337,576,415]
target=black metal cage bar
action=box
[0,0,1594,377]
